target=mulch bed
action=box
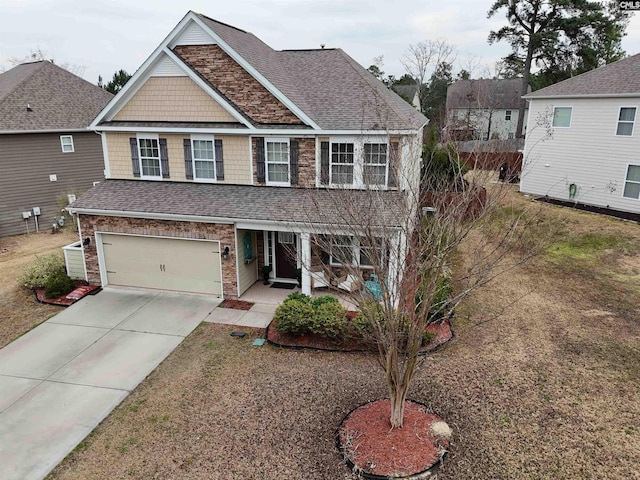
[219,299,254,310]
[34,284,101,306]
[266,318,453,354]
[337,399,449,478]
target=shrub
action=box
[311,295,339,308]
[19,254,66,289]
[44,271,76,298]
[423,330,436,344]
[429,276,452,321]
[310,302,348,338]
[414,275,453,322]
[274,299,315,335]
[284,292,311,304]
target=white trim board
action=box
[94,125,420,136]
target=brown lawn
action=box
[0,230,78,349]
[36,193,640,479]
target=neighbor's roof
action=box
[393,84,419,102]
[69,179,405,227]
[196,14,427,131]
[525,53,640,98]
[0,61,113,131]
[446,78,529,110]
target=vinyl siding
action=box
[236,229,258,295]
[113,76,236,123]
[521,97,640,214]
[0,132,105,237]
[106,132,251,184]
[449,108,527,140]
[63,243,86,280]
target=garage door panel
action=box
[101,234,222,296]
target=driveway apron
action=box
[0,288,220,480]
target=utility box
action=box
[21,211,32,219]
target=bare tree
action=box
[293,124,551,428]
[401,39,456,108]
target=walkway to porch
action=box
[240,282,358,311]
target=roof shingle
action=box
[70,180,405,227]
[525,53,640,98]
[0,61,113,131]
[197,14,427,131]
[447,78,529,110]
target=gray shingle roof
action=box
[525,53,640,98]
[393,84,419,102]
[70,179,405,227]
[197,14,427,131]
[0,61,113,131]
[446,78,529,110]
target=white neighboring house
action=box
[520,53,640,215]
[445,78,529,141]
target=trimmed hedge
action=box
[274,294,347,338]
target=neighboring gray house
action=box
[521,53,640,215]
[0,61,112,237]
[445,78,529,141]
[393,84,421,112]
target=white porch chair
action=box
[310,268,331,289]
[336,274,360,293]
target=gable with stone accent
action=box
[173,44,304,126]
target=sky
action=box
[1,0,639,85]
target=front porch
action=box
[240,282,358,311]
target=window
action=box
[330,236,354,266]
[508,132,515,140]
[138,137,161,178]
[616,107,636,136]
[278,231,294,244]
[191,136,215,180]
[329,138,390,187]
[363,143,388,186]
[552,107,572,128]
[266,138,290,184]
[328,235,382,268]
[60,135,74,153]
[623,165,640,199]
[505,110,512,121]
[331,143,354,184]
[358,237,382,267]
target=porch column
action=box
[301,232,312,296]
[388,231,403,308]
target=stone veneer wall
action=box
[173,44,303,125]
[80,215,239,298]
[252,137,315,187]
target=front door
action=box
[275,232,297,279]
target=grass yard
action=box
[32,191,640,479]
[0,230,78,349]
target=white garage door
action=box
[100,234,222,296]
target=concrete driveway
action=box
[0,288,221,480]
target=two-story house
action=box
[0,61,112,237]
[68,11,427,300]
[445,78,529,141]
[520,53,640,215]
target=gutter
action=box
[0,128,90,135]
[524,93,640,100]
